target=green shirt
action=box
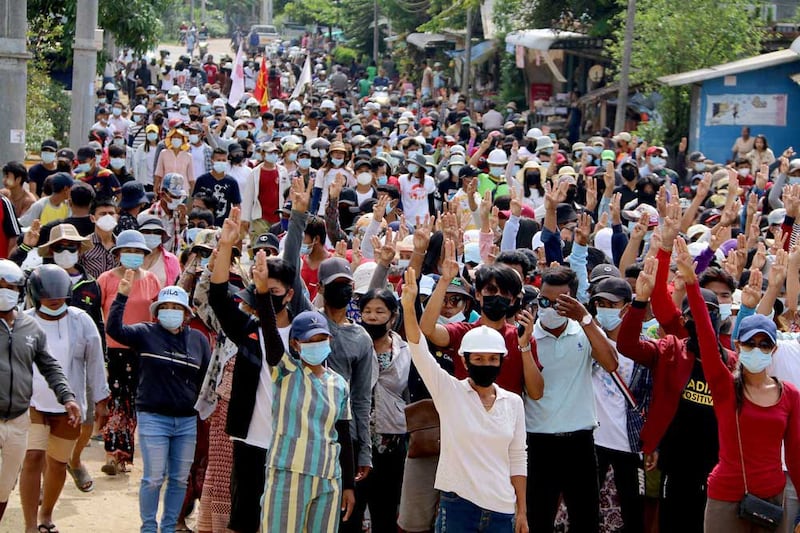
[358,78,372,98]
[477,172,510,198]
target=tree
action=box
[493,0,620,37]
[607,0,764,146]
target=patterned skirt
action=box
[102,347,139,464]
[197,357,235,532]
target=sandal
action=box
[101,457,119,476]
[67,463,94,492]
[38,524,59,533]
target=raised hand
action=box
[741,268,763,309]
[746,191,759,220]
[373,194,388,222]
[291,176,313,213]
[440,238,460,281]
[584,176,598,212]
[372,229,397,267]
[635,256,658,302]
[510,186,522,218]
[610,192,622,225]
[479,189,493,224]
[603,161,615,196]
[756,163,769,190]
[351,236,362,268]
[595,211,609,233]
[554,294,589,322]
[631,213,649,241]
[401,267,418,311]
[783,184,800,218]
[329,173,345,200]
[674,237,697,283]
[696,172,712,200]
[118,269,135,296]
[397,215,410,241]
[720,197,741,227]
[575,212,592,246]
[413,214,433,252]
[660,199,682,249]
[768,248,789,288]
[752,242,768,271]
[252,250,270,294]
[709,223,731,252]
[23,219,41,248]
[334,240,348,259]
[219,206,241,246]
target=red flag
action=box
[254,56,270,112]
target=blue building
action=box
[659,39,800,164]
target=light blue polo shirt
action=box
[525,319,598,434]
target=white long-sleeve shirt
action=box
[408,339,527,514]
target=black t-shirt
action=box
[28,164,58,195]
[657,357,719,477]
[613,183,639,210]
[437,179,459,203]
[193,173,242,225]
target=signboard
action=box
[705,94,788,127]
[530,83,552,102]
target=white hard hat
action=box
[194,94,208,105]
[458,326,508,356]
[246,97,259,106]
[104,82,117,91]
[179,97,191,106]
[288,100,302,112]
[487,148,508,165]
[271,99,286,112]
[535,136,554,152]
[212,98,227,107]
[133,105,147,114]
[167,86,180,95]
[188,87,200,97]
[450,145,466,156]
[353,262,378,295]
[525,128,543,140]
[321,99,336,110]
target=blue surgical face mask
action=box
[298,158,311,169]
[299,339,331,365]
[595,307,623,331]
[147,132,159,142]
[377,175,388,185]
[120,252,144,269]
[738,346,772,373]
[331,157,344,167]
[265,153,279,164]
[300,243,312,255]
[157,308,185,330]
[718,303,732,321]
[236,129,249,139]
[287,152,298,162]
[41,152,56,164]
[407,163,419,174]
[185,227,200,244]
[199,257,210,268]
[695,162,706,172]
[407,150,420,159]
[110,157,125,170]
[650,156,666,168]
[213,161,229,174]
[39,303,68,317]
[489,166,504,178]
[788,176,800,185]
[642,318,659,338]
[74,163,91,174]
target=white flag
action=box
[291,55,312,100]
[228,44,245,107]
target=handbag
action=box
[735,413,783,530]
[404,399,440,458]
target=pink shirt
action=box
[155,149,194,191]
[98,269,162,349]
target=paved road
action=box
[159,37,236,63]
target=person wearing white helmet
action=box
[401,267,529,533]
[519,128,543,160]
[129,105,150,151]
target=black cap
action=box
[353,159,371,171]
[681,288,720,313]
[556,203,578,225]
[308,110,321,119]
[458,166,479,179]
[252,233,280,252]
[350,197,378,214]
[589,263,621,283]
[50,172,74,192]
[590,277,632,303]
[56,148,75,160]
[41,139,58,151]
[688,151,706,162]
[228,142,243,155]
[338,188,358,206]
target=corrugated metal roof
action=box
[657,48,800,87]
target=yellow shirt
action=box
[39,200,69,226]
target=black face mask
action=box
[565,186,577,204]
[324,282,353,309]
[527,142,537,152]
[638,191,656,206]
[189,114,201,122]
[525,171,541,186]
[270,293,287,313]
[231,155,245,164]
[684,311,720,355]
[466,360,502,387]
[480,295,511,322]
[361,319,391,340]
[621,167,637,182]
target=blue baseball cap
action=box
[738,314,777,344]
[290,311,331,342]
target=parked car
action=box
[250,24,279,49]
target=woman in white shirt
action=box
[401,267,528,533]
[398,154,436,227]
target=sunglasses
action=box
[741,339,775,352]
[51,243,80,253]
[443,295,465,306]
[193,248,213,258]
[537,296,555,308]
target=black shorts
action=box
[228,440,268,533]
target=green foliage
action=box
[607,0,765,146]
[283,0,341,27]
[497,51,525,107]
[632,119,665,146]
[26,62,71,152]
[493,0,621,37]
[332,45,361,65]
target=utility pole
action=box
[461,7,472,102]
[201,0,206,22]
[261,0,273,24]
[614,0,636,133]
[0,0,31,163]
[190,0,195,23]
[69,0,99,150]
[372,0,379,63]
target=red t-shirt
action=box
[258,167,280,224]
[300,251,332,302]
[202,63,218,85]
[444,320,540,396]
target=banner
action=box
[705,94,788,127]
[291,55,312,100]
[253,56,269,112]
[228,44,245,107]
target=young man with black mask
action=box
[617,255,737,533]
[420,242,543,399]
[614,161,640,208]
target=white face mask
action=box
[357,172,373,186]
[95,214,117,232]
[719,302,732,321]
[437,311,465,324]
[0,288,19,312]
[53,250,79,269]
[143,234,162,250]
[171,137,183,149]
[538,307,568,330]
